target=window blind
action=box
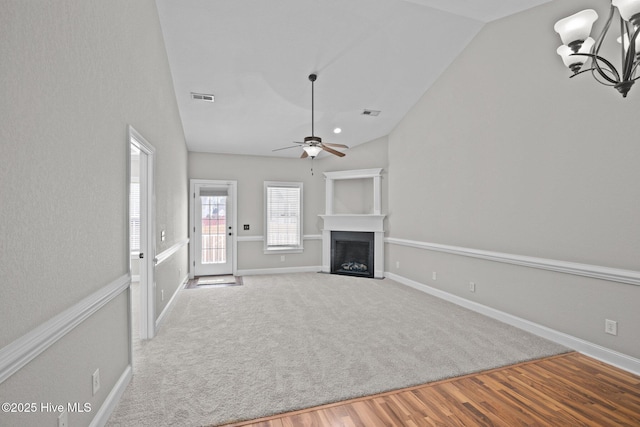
[130,182,140,252]
[266,184,301,249]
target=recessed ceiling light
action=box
[333,127,342,134]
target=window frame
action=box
[263,181,304,254]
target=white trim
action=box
[385,271,640,376]
[129,126,156,340]
[154,238,189,266]
[323,168,383,180]
[237,234,322,242]
[0,275,130,384]
[385,237,640,286]
[319,214,385,232]
[264,181,304,253]
[88,365,132,427]
[155,274,188,331]
[236,266,322,276]
[323,168,383,216]
[190,179,238,278]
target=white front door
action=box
[194,184,233,276]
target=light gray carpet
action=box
[107,273,568,426]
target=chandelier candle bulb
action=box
[612,0,640,23]
[554,9,598,50]
[557,37,595,72]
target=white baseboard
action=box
[236,266,322,276]
[385,271,640,376]
[155,274,188,330]
[89,365,132,427]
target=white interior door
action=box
[194,184,233,276]
[129,126,156,340]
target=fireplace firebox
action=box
[331,231,374,278]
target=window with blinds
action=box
[264,181,303,252]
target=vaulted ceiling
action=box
[156,0,551,158]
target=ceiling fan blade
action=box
[321,145,345,157]
[272,145,300,152]
[322,142,349,149]
[301,150,309,159]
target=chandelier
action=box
[554,0,640,97]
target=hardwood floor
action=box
[222,352,640,427]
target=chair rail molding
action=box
[385,237,640,286]
[154,238,189,265]
[0,274,130,384]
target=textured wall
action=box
[0,0,188,425]
[386,0,640,359]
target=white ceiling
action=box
[156,0,550,158]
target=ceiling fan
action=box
[273,73,348,159]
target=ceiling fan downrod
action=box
[309,73,317,137]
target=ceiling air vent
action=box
[362,109,380,116]
[191,92,215,102]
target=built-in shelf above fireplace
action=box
[320,168,385,279]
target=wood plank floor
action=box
[221,352,640,427]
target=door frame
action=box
[129,125,156,340]
[190,179,237,279]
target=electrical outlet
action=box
[58,411,68,427]
[605,319,618,336]
[396,261,400,269]
[432,272,437,280]
[92,368,100,395]
[469,282,476,292]
[161,289,164,301]
[280,255,285,262]
[243,224,250,230]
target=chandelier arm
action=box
[593,5,616,55]
[571,53,620,83]
[591,67,619,86]
[570,66,617,86]
[623,25,640,80]
[632,60,640,77]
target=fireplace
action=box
[331,231,374,278]
[320,168,385,279]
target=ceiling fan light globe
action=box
[304,145,323,158]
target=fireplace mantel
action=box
[319,214,385,232]
[320,168,385,278]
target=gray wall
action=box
[386,0,640,359]
[0,1,188,426]
[188,136,388,271]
